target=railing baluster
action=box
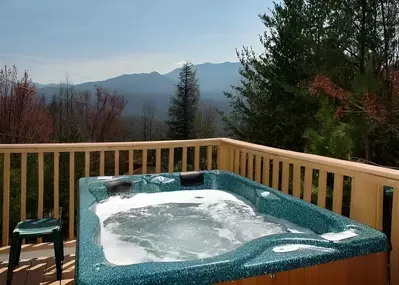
[54,152,59,219]
[255,155,261,183]
[350,173,383,228]
[262,156,270,186]
[272,158,280,190]
[220,144,231,171]
[234,149,240,174]
[38,152,44,243]
[142,150,147,174]
[156,148,161,173]
[304,167,313,202]
[318,170,327,208]
[240,150,246,177]
[182,147,187,172]
[69,151,75,240]
[217,145,221,170]
[247,152,254,180]
[293,164,301,198]
[85,151,90,177]
[129,150,134,174]
[21,153,27,221]
[100,151,105,176]
[207,146,212,170]
[282,161,289,194]
[114,151,119,176]
[38,152,44,219]
[333,174,343,214]
[194,146,200,171]
[2,153,10,246]
[229,148,234,172]
[169,148,174,172]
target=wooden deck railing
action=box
[1,137,399,282]
[0,139,220,245]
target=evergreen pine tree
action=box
[223,0,319,151]
[167,62,200,139]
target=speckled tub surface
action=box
[76,171,388,285]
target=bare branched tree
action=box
[195,103,217,138]
[50,78,127,142]
[74,86,127,142]
[141,101,156,141]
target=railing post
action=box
[2,153,10,246]
[350,172,383,230]
[218,141,231,171]
[391,186,399,285]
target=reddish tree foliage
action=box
[0,66,53,143]
[361,92,387,122]
[308,75,351,103]
[309,74,387,122]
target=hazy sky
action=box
[0,0,270,84]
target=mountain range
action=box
[36,62,242,117]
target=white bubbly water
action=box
[95,189,312,265]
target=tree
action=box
[224,0,399,167]
[306,0,399,165]
[0,65,52,143]
[141,101,156,141]
[49,78,82,142]
[304,98,353,160]
[167,62,200,140]
[195,103,217,138]
[223,0,319,151]
[77,87,127,142]
[49,81,127,143]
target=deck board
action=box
[11,259,32,285]
[0,255,75,285]
[28,257,50,285]
[0,241,76,256]
[0,261,8,285]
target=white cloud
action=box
[175,61,187,66]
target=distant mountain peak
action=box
[37,62,240,116]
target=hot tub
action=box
[76,171,388,285]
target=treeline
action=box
[223,0,399,168]
[0,64,218,145]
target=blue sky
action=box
[0,0,270,84]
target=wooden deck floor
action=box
[0,254,75,285]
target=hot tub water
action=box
[95,189,312,265]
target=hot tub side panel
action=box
[215,252,387,285]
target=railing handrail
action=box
[221,138,399,183]
[1,137,398,182]
[0,138,221,152]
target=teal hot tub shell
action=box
[76,171,388,285]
